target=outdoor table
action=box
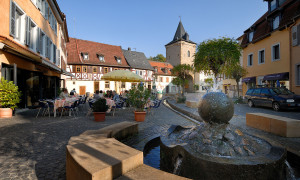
[54,97,78,117]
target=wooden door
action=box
[94,82,99,93]
[79,86,86,95]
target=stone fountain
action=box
[160,92,286,180]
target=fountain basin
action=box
[159,125,287,180]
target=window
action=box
[82,53,89,60]
[258,49,265,64]
[261,89,270,95]
[154,68,158,73]
[14,8,23,41]
[105,81,110,89]
[76,66,81,72]
[98,55,105,62]
[140,71,143,76]
[121,82,125,88]
[292,25,300,46]
[248,32,254,42]
[93,66,97,73]
[166,77,169,83]
[187,50,190,57]
[270,0,277,11]
[117,58,121,64]
[296,64,300,85]
[272,43,280,61]
[82,66,87,73]
[159,77,163,82]
[37,29,45,55]
[253,89,261,95]
[273,16,280,30]
[104,67,108,74]
[247,54,253,66]
[114,68,118,71]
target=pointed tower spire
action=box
[173,21,186,41]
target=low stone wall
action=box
[246,113,300,137]
[185,100,199,108]
[66,121,189,180]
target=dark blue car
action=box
[245,87,300,111]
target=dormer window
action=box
[114,56,121,64]
[248,32,254,42]
[97,54,105,62]
[272,16,280,30]
[154,67,158,73]
[81,52,89,60]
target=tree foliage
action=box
[149,54,166,62]
[204,78,214,88]
[194,37,241,79]
[127,84,151,112]
[171,64,194,96]
[0,78,21,110]
[224,63,247,97]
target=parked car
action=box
[245,87,300,111]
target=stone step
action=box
[115,164,190,180]
[66,138,143,180]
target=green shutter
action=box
[9,0,16,37]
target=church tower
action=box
[165,21,197,67]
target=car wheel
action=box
[248,100,254,108]
[272,102,280,111]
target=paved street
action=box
[0,103,196,180]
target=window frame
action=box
[247,53,254,66]
[272,15,280,30]
[82,66,87,73]
[117,58,121,64]
[98,54,105,62]
[248,31,254,42]
[271,43,280,61]
[296,63,300,86]
[105,81,110,89]
[258,49,265,65]
[76,66,81,73]
[92,66,97,73]
[187,50,190,57]
[82,53,89,60]
[104,67,108,74]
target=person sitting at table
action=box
[59,88,69,99]
[69,91,75,98]
[99,90,104,98]
[112,91,120,102]
[105,90,113,99]
[93,90,101,100]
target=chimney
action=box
[128,47,131,51]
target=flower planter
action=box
[134,111,146,122]
[0,108,13,118]
[93,112,106,122]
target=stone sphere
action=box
[198,92,234,124]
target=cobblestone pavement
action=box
[0,102,197,180]
[0,105,136,180]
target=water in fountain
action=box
[173,155,183,175]
[285,160,296,180]
[210,77,222,93]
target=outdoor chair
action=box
[86,100,94,117]
[112,100,125,116]
[36,100,49,118]
[61,100,79,118]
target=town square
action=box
[1,0,300,179]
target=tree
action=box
[194,37,241,82]
[171,64,194,97]
[224,63,247,97]
[149,54,166,62]
[204,78,214,88]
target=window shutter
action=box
[36,0,41,10]
[292,26,298,46]
[45,1,48,20]
[54,19,57,34]
[39,29,43,54]
[53,45,56,64]
[36,28,40,52]
[45,36,49,58]
[25,16,30,45]
[9,0,16,37]
[57,49,60,66]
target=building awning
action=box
[41,59,61,72]
[242,77,256,83]
[263,72,289,81]
[61,69,75,78]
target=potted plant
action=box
[127,84,151,122]
[92,98,108,122]
[0,78,21,118]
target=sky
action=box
[56,0,268,58]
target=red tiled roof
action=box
[66,38,130,67]
[149,61,173,76]
[241,0,300,47]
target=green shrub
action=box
[0,78,21,110]
[177,96,186,103]
[127,84,151,112]
[92,98,108,112]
